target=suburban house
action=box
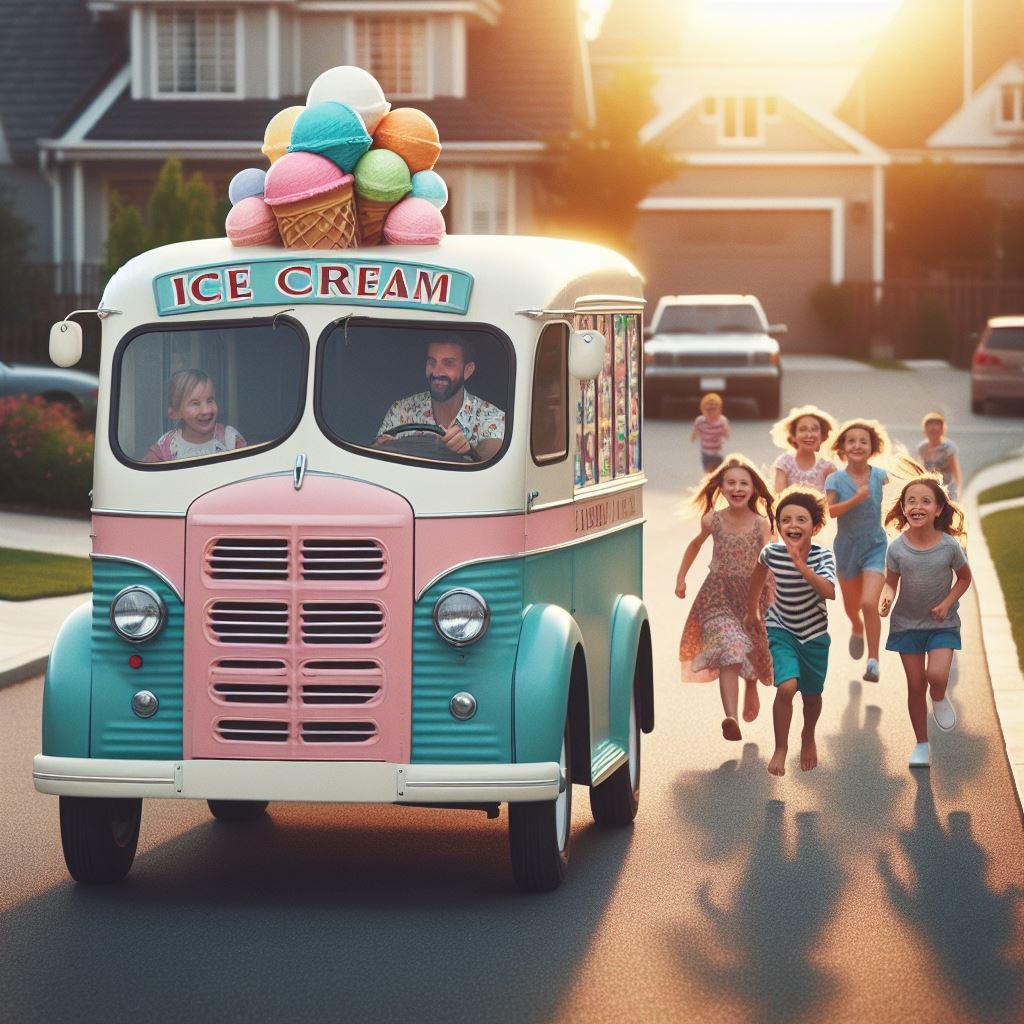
[589,0,889,349]
[0,0,591,303]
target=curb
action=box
[0,655,49,690]
[965,457,1024,817]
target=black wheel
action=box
[590,670,641,827]
[759,387,781,419]
[59,796,142,883]
[207,799,269,822]
[508,723,572,892]
[971,396,985,415]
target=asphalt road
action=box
[1,359,1022,1024]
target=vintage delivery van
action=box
[35,234,653,892]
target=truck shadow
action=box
[1,805,632,1024]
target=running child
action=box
[879,473,972,769]
[745,488,836,776]
[826,418,890,682]
[143,368,247,462]
[917,412,963,500]
[676,454,775,741]
[690,393,730,473]
[770,404,838,493]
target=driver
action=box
[374,338,505,462]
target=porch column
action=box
[72,161,84,295]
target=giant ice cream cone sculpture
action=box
[264,151,359,249]
[353,149,411,246]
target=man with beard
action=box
[375,337,505,461]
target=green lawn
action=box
[977,479,1024,505]
[0,548,91,601]
[981,508,1024,675]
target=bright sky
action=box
[581,0,902,60]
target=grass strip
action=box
[977,479,1024,506]
[981,508,1024,675]
[0,547,91,601]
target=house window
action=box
[466,168,512,234]
[705,95,775,144]
[997,84,1024,129]
[156,9,237,95]
[353,17,428,97]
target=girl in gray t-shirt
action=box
[879,476,972,769]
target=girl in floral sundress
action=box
[676,454,776,741]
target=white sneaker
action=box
[931,695,957,732]
[862,658,880,683]
[909,742,930,768]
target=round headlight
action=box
[110,586,167,643]
[433,588,489,647]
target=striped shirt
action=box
[693,414,729,454]
[758,542,836,642]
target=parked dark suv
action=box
[643,294,785,418]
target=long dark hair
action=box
[693,453,775,530]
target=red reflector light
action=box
[128,654,143,669]
[973,350,1002,367]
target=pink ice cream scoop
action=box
[383,196,446,245]
[225,196,281,246]
[263,151,358,250]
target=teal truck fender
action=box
[41,601,92,757]
[512,603,585,766]
[608,595,654,742]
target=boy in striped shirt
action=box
[745,488,837,776]
[690,393,730,472]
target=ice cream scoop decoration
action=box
[228,67,446,249]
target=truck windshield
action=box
[114,318,307,466]
[657,305,763,334]
[317,318,512,467]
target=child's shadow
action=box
[877,773,1024,1019]
[675,743,775,860]
[669,801,845,1021]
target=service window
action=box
[531,323,568,464]
[317,318,512,467]
[114,319,307,466]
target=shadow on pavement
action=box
[669,800,844,1021]
[0,804,632,1024]
[877,773,1024,1020]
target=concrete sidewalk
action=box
[2,477,1024,804]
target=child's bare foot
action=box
[721,717,742,741]
[742,684,760,722]
[767,748,787,776]
[800,736,818,772]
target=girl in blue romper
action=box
[825,419,890,682]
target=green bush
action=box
[909,296,953,361]
[0,396,93,511]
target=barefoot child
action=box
[143,368,247,462]
[690,393,730,473]
[879,473,972,769]
[770,404,838,493]
[746,488,836,776]
[676,454,775,741]
[826,419,890,682]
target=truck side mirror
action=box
[50,319,83,367]
[568,329,606,380]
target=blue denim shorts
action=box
[885,628,961,655]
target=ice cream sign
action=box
[154,258,473,316]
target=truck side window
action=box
[531,323,568,464]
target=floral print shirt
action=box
[377,389,505,448]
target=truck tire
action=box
[59,796,142,883]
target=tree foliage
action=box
[0,189,47,326]
[535,62,675,251]
[103,158,216,281]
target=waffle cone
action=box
[272,179,359,249]
[356,196,397,246]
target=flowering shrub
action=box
[0,395,93,511]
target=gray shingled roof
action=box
[0,0,125,162]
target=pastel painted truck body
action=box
[35,235,653,892]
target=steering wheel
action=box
[380,422,474,463]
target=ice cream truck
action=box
[36,234,653,892]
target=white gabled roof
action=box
[928,58,1024,149]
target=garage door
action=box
[631,209,832,351]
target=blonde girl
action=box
[676,454,775,741]
[770,404,838,493]
[825,419,890,682]
[880,473,971,768]
[143,368,247,463]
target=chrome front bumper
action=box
[33,754,563,804]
